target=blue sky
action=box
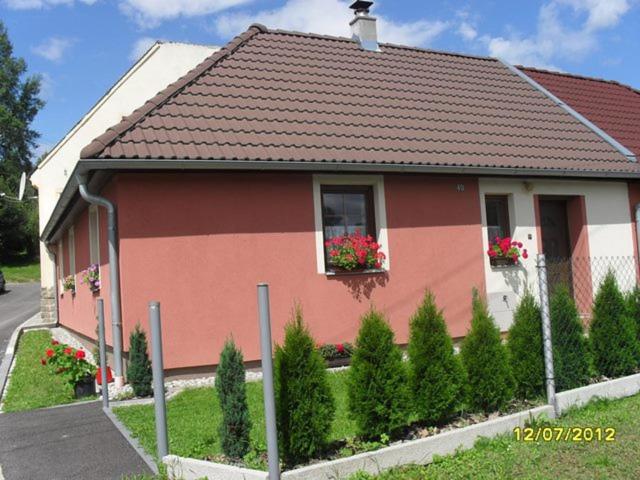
[1,0,638,161]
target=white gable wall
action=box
[30,42,218,319]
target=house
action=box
[30,41,219,324]
[39,2,640,378]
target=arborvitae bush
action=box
[460,290,514,412]
[507,292,545,400]
[127,324,153,397]
[274,307,335,467]
[407,291,464,424]
[590,272,639,378]
[348,308,410,439]
[549,285,591,390]
[217,339,251,459]
[625,286,640,367]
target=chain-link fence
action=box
[538,255,640,402]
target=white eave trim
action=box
[499,59,637,163]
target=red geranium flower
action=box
[40,358,47,365]
[336,343,345,354]
[64,347,73,355]
[51,340,59,346]
[46,348,54,358]
[75,350,86,360]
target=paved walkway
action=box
[0,283,40,358]
[0,402,152,480]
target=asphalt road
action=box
[0,402,152,480]
[0,283,40,358]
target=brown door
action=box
[539,199,572,290]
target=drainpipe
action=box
[76,174,125,388]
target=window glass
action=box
[485,195,510,242]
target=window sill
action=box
[325,268,387,277]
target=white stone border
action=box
[555,373,640,414]
[163,405,553,480]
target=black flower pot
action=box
[74,375,96,399]
[490,256,517,268]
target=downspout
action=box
[76,174,125,388]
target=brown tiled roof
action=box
[80,24,637,174]
[519,66,640,157]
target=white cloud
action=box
[5,0,96,9]
[119,0,253,27]
[38,72,54,100]
[458,21,477,41]
[482,0,631,68]
[31,37,74,62]
[129,37,159,61]
[214,0,449,48]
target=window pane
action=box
[344,193,366,215]
[485,196,510,242]
[322,193,342,216]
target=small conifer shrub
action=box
[508,292,545,399]
[217,339,251,459]
[407,291,463,424]
[590,272,639,378]
[348,308,410,439]
[127,324,153,397]
[460,290,514,412]
[274,307,335,467]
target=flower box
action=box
[487,236,528,267]
[489,256,517,268]
[325,231,385,272]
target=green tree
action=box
[549,285,591,390]
[127,325,153,397]
[0,21,43,262]
[508,292,545,400]
[590,272,639,378]
[460,290,514,412]
[217,339,251,459]
[625,286,640,367]
[348,308,410,439]
[407,291,463,424]
[275,307,335,467]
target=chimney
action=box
[349,1,379,51]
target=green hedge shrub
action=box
[348,308,410,439]
[508,291,545,400]
[127,324,152,397]
[275,307,335,467]
[407,291,463,424]
[217,339,251,459]
[590,272,639,378]
[460,290,514,412]
[625,286,640,367]
[549,285,591,390]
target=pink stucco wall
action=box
[110,172,486,371]
[57,183,114,346]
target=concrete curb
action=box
[163,405,554,480]
[0,313,52,402]
[556,373,640,414]
[103,406,159,475]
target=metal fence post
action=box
[537,254,558,417]
[97,299,109,409]
[257,284,280,480]
[149,301,169,459]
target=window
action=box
[312,175,390,274]
[485,195,511,242]
[89,206,100,264]
[68,227,76,277]
[58,240,65,282]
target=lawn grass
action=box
[2,330,78,412]
[114,370,356,462]
[361,393,640,480]
[1,259,40,283]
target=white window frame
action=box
[68,226,76,279]
[312,174,390,274]
[89,205,100,265]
